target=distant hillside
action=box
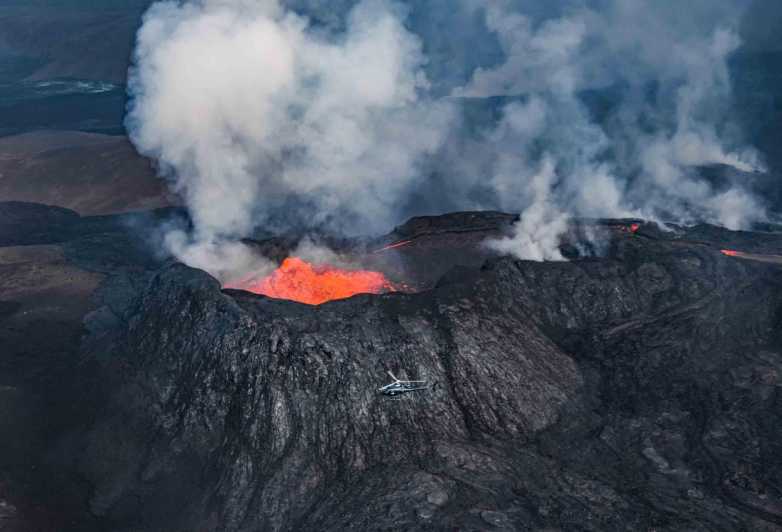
[0,3,151,83]
[1,0,780,84]
[0,131,172,215]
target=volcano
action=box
[4,204,782,530]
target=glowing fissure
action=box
[616,223,640,233]
[227,257,396,305]
[373,239,414,253]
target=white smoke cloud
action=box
[452,3,633,259]
[127,0,452,276]
[487,157,569,261]
[621,24,766,229]
[127,0,768,274]
[165,230,275,284]
[454,0,765,258]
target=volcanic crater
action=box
[3,202,782,531]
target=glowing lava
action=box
[616,223,641,234]
[229,257,396,305]
[373,239,414,253]
[721,249,740,257]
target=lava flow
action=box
[373,239,414,253]
[721,249,741,257]
[228,257,396,305]
[617,223,640,233]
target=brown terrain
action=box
[0,131,172,215]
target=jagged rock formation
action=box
[74,212,782,531]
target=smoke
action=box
[487,157,568,261]
[164,230,275,284]
[451,0,764,259]
[127,0,452,276]
[127,0,768,273]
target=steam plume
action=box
[128,0,451,277]
[127,0,767,271]
[452,1,764,259]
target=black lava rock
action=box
[74,213,782,531]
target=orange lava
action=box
[721,249,740,257]
[229,257,396,305]
[373,239,414,253]
[617,223,641,234]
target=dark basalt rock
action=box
[0,200,187,256]
[391,210,518,238]
[74,213,782,531]
[0,201,79,245]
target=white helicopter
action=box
[378,370,429,397]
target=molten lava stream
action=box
[228,257,396,305]
[373,239,414,253]
[720,249,741,257]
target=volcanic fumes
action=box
[225,256,397,305]
[123,0,770,283]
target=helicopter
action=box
[378,370,428,396]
